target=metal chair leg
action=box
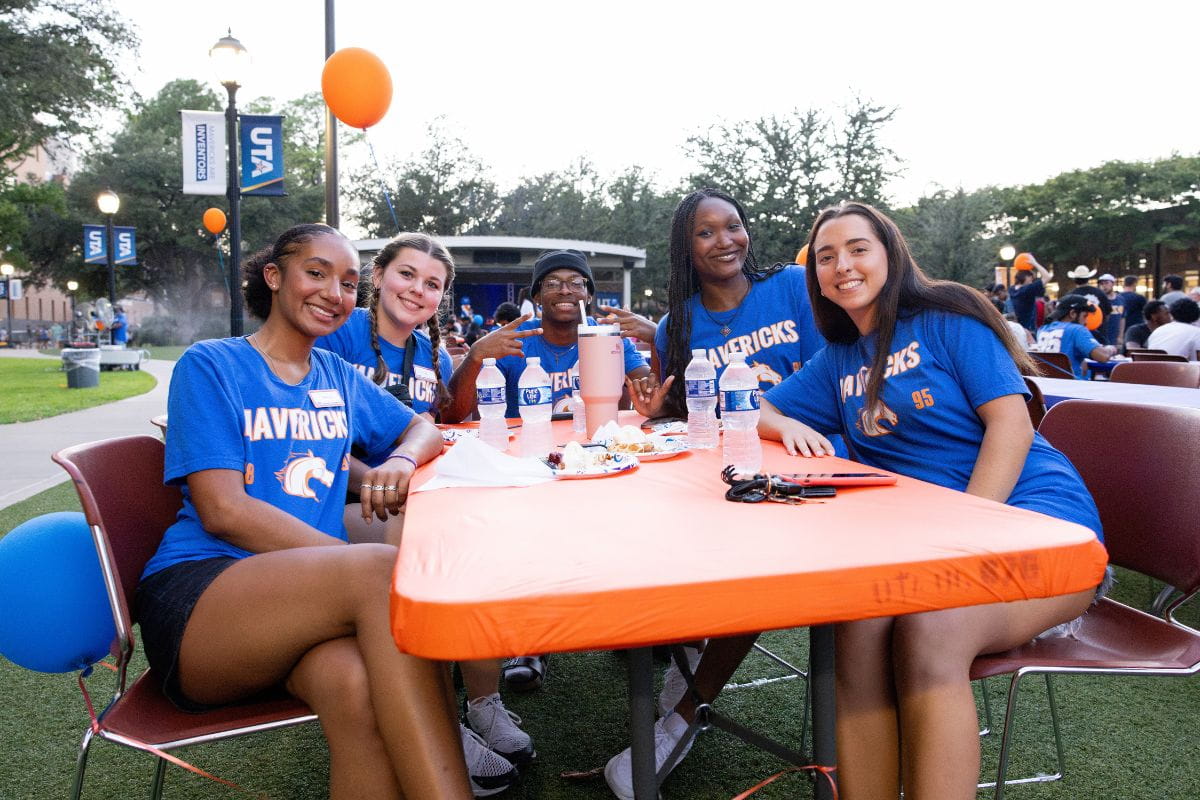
[150,756,168,800]
[978,671,1066,798]
[978,677,993,736]
[70,726,96,800]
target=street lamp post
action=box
[1,263,13,345]
[210,30,250,337]
[66,280,79,340]
[998,244,1017,289]
[97,189,120,307]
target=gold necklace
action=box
[248,333,287,376]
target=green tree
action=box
[349,120,499,237]
[994,155,1200,266]
[492,159,609,240]
[684,99,902,265]
[0,0,137,171]
[894,187,1003,287]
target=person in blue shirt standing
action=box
[110,304,128,345]
[759,202,1104,800]
[1035,295,1115,378]
[1007,253,1050,332]
[135,223,473,799]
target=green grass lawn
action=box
[1,484,1197,799]
[0,358,156,424]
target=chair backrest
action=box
[1024,351,1074,378]
[1131,352,1189,363]
[1039,400,1200,598]
[1022,376,1046,428]
[52,436,182,660]
[1125,348,1167,355]
[1110,361,1200,389]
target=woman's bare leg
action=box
[286,637,403,800]
[460,659,502,701]
[177,544,470,799]
[673,634,758,722]
[835,617,901,800]
[891,589,1093,800]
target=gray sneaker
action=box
[459,723,518,797]
[465,693,536,767]
[603,712,694,800]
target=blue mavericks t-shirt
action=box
[1034,321,1101,379]
[143,338,415,577]
[654,266,826,391]
[765,310,1102,540]
[315,307,452,417]
[496,317,646,417]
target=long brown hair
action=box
[804,202,1036,414]
[366,233,456,406]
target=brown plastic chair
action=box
[1110,361,1200,389]
[970,400,1200,798]
[1024,350,1075,378]
[52,436,316,800]
[1124,348,1167,356]
[1022,377,1047,429]
[1131,351,1188,363]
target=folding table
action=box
[391,415,1107,799]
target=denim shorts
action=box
[135,557,238,712]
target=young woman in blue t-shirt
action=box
[135,224,473,799]
[759,203,1104,799]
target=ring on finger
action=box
[382,485,397,491]
[369,484,386,491]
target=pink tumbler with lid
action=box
[577,323,623,437]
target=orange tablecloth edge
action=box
[390,537,1108,661]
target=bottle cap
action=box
[691,348,706,358]
[526,356,541,365]
[483,357,496,366]
[729,350,746,363]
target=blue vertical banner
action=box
[83,225,138,265]
[239,114,285,196]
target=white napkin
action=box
[591,420,623,445]
[412,436,555,492]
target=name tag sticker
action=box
[308,389,345,408]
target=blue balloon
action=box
[0,512,115,673]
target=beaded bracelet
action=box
[386,453,418,470]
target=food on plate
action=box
[607,425,657,455]
[547,441,615,471]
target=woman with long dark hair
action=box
[760,202,1104,798]
[136,224,471,799]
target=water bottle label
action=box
[721,388,759,412]
[476,387,506,405]
[685,378,716,398]
[518,386,553,406]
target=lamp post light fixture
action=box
[1,262,13,345]
[998,245,1017,288]
[96,189,120,307]
[66,280,79,340]
[210,29,251,337]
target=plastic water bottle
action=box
[570,390,587,435]
[684,348,718,449]
[476,357,508,451]
[517,357,554,458]
[719,351,762,474]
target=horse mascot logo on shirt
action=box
[749,361,783,386]
[276,451,336,499]
[857,401,899,437]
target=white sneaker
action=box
[465,692,536,766]
[459,723,518,797]
[658,645,704,717]
[603,712,694,800]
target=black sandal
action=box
[502,654,549,692]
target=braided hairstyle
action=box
[243,223,346,321]
[660,188,785,417]
[366,233,456,409]
[803,202,1036,416]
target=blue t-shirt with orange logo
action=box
[764,310,1102,540]
[142,338,414,577]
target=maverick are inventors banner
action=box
[180,110,226,195]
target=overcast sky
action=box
[111,0,1197,216]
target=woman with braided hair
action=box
[315,232,533,796]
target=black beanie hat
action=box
[531,249,594,296]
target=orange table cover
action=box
[391,415,1108,660]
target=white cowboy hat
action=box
[1066,265,1097,280]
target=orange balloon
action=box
[1013,252,1036,271]
[321,47,393,129]
[796,244,810,265]
[1084,306,1103,331]
[203,207,227,235]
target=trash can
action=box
[62,348,101,389]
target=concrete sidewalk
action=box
[0,349,174,510]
